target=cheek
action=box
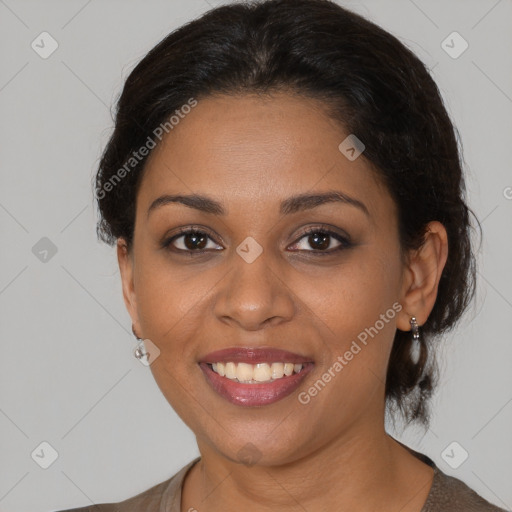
[301,272,399,425]
[315,251,400,332]
[132,251,207,364]
[132,255,211,426]
[309,248,401,382]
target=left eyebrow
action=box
[146,190,370,218]
[279,191,370,217]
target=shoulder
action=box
[397,441,507,512]
[52,457,200,512]
[52,478,171,512]
[423,468,508,512]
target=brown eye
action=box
[162,228,223,253]
[181,231,208,250]
[289,227,352,254]
[306,232,331,251]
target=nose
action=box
[213,249,296,331]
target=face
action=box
[118,92,417,466]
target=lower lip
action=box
[199,362,314,407]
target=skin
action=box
[117,92,448,512]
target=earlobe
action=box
[117,238,140,331]
[397,221,449,331]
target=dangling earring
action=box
[134,343,148,362]
[132,325,148,362]
[131,326,161,365]
[410,316,421,364]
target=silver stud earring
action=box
[410,316,421,364]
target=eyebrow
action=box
[146,190,370,218]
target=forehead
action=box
[138,92,389,218]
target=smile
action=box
[210,361,304,383]
[198,347,314,406]
[199,362,314,406]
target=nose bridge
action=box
[215,239,295,328]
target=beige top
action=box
[56,450,507,512]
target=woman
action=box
[58,0,506,510]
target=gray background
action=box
[0,0,511,510]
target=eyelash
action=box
[161,225,352,256]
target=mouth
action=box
[198,347,314,407]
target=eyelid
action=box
[288,225,351,253]
[293,224,350,242]
[161,224,352,254]
[161,225,223,252]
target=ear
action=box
[117,238,141,337]
[396,221,449,332]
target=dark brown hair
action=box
[94,0,480,425]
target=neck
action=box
[181,412,434,512]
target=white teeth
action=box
[271,362,284,379]
[253,363,271,382]
[236,362,253,382]
[210,361,304,383]
[225,362,237,379]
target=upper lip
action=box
[198,347,314,364]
